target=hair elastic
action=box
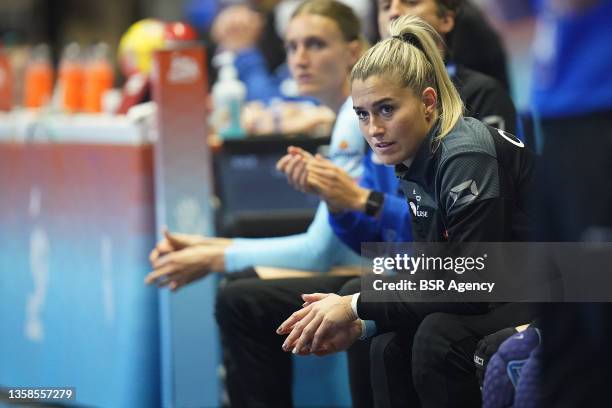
[392,32,425,53]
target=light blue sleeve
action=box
[223,97,365,273]
[224,203,362,272]
[326,97,364,179]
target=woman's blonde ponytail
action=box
[351,15,463,139]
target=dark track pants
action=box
[370,302,537,408]
[215,274,371,408]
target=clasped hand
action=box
[276,146,370,213]
[145,228,230,291]
[276,293,362,356]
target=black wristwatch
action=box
[364,191,385,217]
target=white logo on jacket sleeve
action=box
[497,129,525,148]
[449,180,480,208]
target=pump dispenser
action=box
[211,51,246,139]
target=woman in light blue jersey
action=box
[146,0,366,289]
[146,2,369,407]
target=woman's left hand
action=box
[276,146,315,193]
[306,155,370,213]
[277,293,357,354]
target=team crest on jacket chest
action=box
[409,189,430,218]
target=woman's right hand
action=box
[145,244,226,291]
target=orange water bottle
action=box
[23,44,54,109]
[0,47,13,111]
[58,43,84,112]
[83,43,114,113]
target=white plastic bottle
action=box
[211,52,246,139]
